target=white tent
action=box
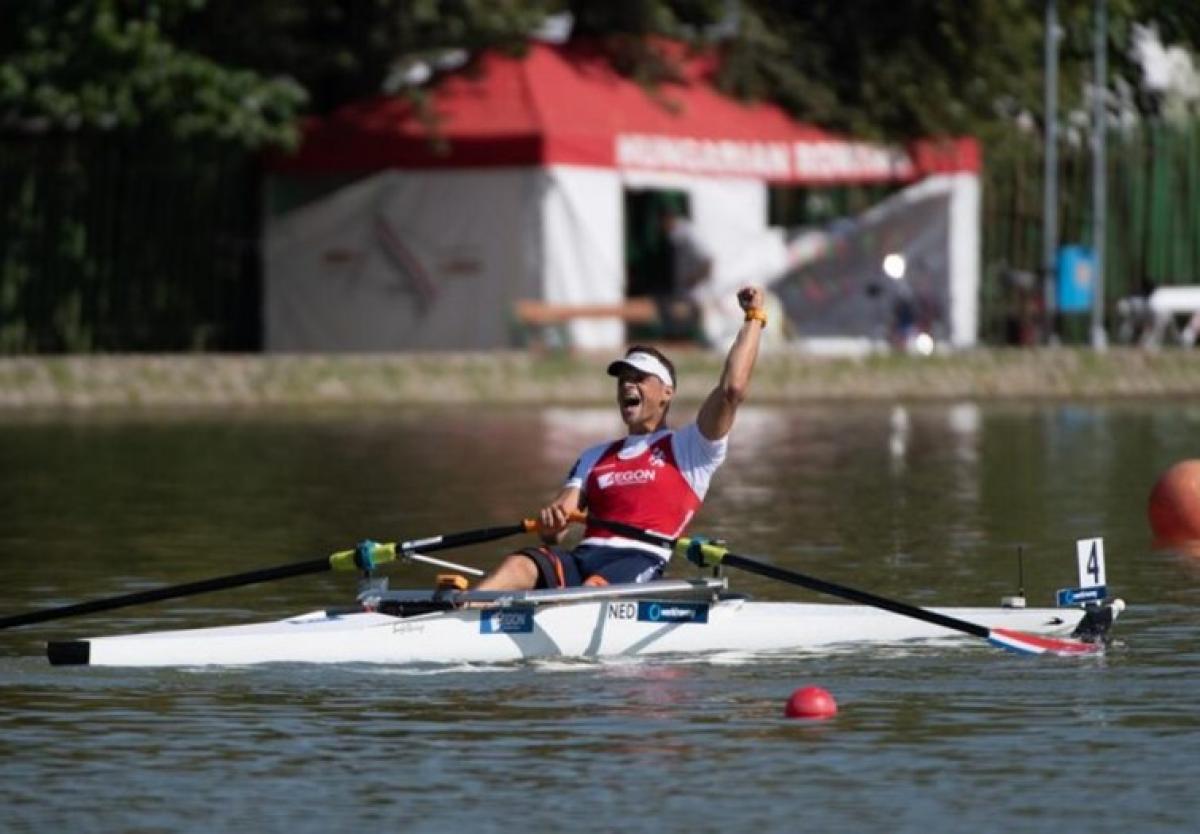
[264,40,980,352]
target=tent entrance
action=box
[623,188,698,342]
[624,188,689,298]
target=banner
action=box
[772,178,961,347]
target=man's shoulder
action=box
[571,437,624,472]
[669,422,727,457]
[582,436,625,457]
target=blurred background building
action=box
[2,2,1198,354]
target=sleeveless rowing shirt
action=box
[564,424,727,560]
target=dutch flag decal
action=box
[988,628,1100,656]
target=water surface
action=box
[2,401,1198,833]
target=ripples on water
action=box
[1,402,1199,833]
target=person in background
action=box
[475,285,768,591]
[656,206,715,341]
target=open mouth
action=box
[619,388,642,410]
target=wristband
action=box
[744,308,767,328]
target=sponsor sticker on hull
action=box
[1056,585,1108,607]
[480,608,535,634]
[636,601,709,624]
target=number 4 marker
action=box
[1076,538,1106,589]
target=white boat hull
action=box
[49,598,1089,668]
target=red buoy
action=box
[784,685,838,719]
[1149,460,1200,554]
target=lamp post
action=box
[1091,0,1108,350]
[1043,0,1060,344]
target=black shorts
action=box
[519,544,666,588]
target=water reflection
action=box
[2,396,1199,834]
[3,400,1198,622]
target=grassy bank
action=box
[1,349,1199,409]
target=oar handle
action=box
[522,510,589,532]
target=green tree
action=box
[1,0,306,149]
[182,0,554,115]
[7,0,1194,145]
[722,0,1199,139]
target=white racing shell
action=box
[47,579,1099,668]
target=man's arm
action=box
[696,286,766,442]
[537,485,582,544]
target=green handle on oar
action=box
[0,517,552,631]
[588,515,1102,657]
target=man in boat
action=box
[476,285,767,591]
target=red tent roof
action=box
[273,40,978,184]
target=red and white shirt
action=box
[565,424,727,561]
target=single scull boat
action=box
[3,518,1122,666]
[46,576,1123,667]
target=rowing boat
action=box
[46,578,1122,667]
[6,519,1123,666]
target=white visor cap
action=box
[606,350,675,388]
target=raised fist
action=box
[737,286,764,311]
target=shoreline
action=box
[1,348,1199,409]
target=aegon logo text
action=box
[597,470,657,489]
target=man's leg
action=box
[475,546,579,591]
[474,551,539,591]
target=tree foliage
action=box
[4,0,1197,145]
[717,0,1199,139]
[179,1,553,117]
[0,0,306,149]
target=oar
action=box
[0,519,549,630]
[589,516,1101,656]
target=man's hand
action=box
[537,502,573,544]
[737,286,765,312]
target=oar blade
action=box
[988,628,1101,656]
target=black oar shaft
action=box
[404,523,528,553]
[721,553,989,639]
[0,520,538,631]
[0,558,329,630]
[587,514,990,639]
[577,516,1098,656]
